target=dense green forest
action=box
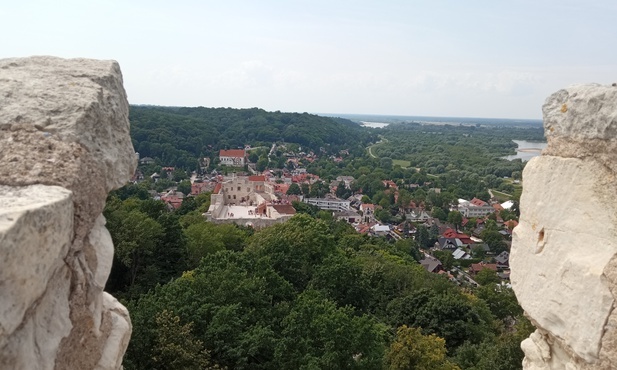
[130,106,377,168]
[373,123,544,177]
[105,193,532,370]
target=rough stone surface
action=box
[511,83,617,369]
[0,57,134,369]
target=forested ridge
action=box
[130,106,377,168]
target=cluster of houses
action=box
[417,215,514,286]
[136,146,516,283]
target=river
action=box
[502,140,547,162]
[360,121,389,128]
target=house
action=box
[503,220,518,230]
[420,256,443,273]
[458,198,495,218]
[495,251,510,267]
[372,224,390,236]
[436,237,463,250]
[395,222,416,237]
[360,203,375,214]
[161,195,183,210]
[355,222,373,234]
[469,262,498,275]
[191,182,214,196]
[407,208,431,222]
[452,248,470,260]
[442,229,474,245]
[333,210,361,224]
[139,156,155,165]
[219,149,246,167]
[360,203,376,222]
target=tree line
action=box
[129,106,377,170]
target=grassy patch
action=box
[392,159,411,168]
[491,189,512,202]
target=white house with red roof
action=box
[219,149,246,167]
[457,197,495,218]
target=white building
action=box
[457,198,495,218]
[219,149,246,167]
[303,196,350,211]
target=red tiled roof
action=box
[161,196,183,209]
[470,263,498,273]
[213,183,222,194]
[443,228,473,244]
[274,184,290,194]
[493,203,504,211]
[470,197,488,207]
[271,204,296,215]
[382,180,398,189]
[248,175,265,182]
[191,182,210,195]
[219,149,245,157]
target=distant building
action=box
[420,256,443,273]
[495,251,510,267]
[469,262,498,275]
[372,224,390,236]
[205,175,295,228]
[219,149,246,167]
[458,198,495,218]
[336,175,355,188]
[333,209,361,223]
[303,195,350,211]
[139,156,155,165]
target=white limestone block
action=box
[0,185,73,341]
[0,56,136,191]
[95,293,132,370]
[511,156,617,363]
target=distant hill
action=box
[129,106,377,168]
[320,113,543,128]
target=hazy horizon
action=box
[3,1,616,120]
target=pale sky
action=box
[2,1,616,119]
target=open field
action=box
[392,159,411,168]
[490,189,512,202]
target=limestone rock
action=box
[0,57,134,369]
[0,56,136,191]
[511,83,617,369]
[543,83,617,174]
[0,185,73,369]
